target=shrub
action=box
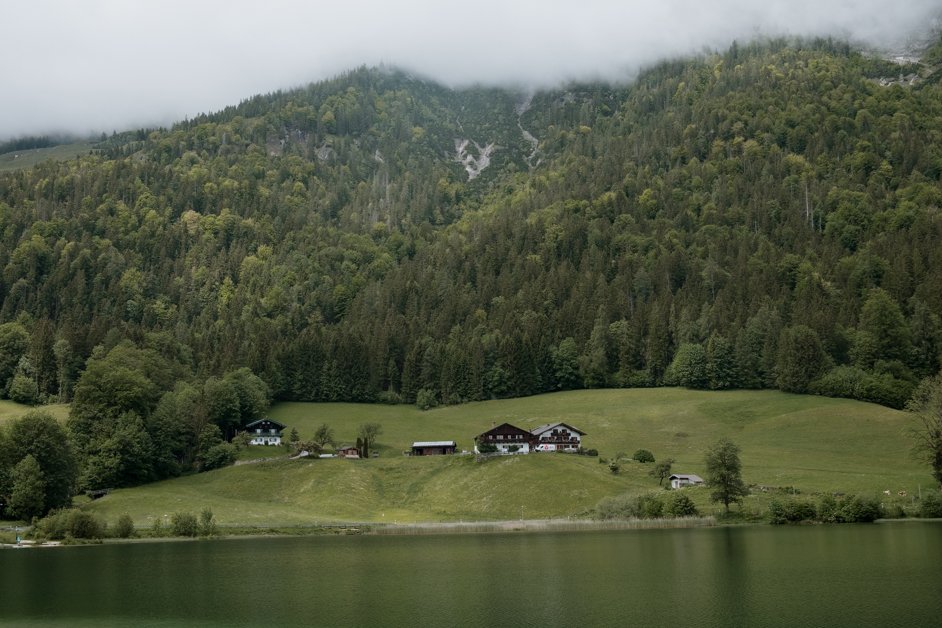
[32,509,106,540]
[376,390,402,405]
[838,495,882,523]
[477,442,497,454]
[581,448,599,457]
[919,492,942,518]
[768,498,816,524]
[637,493,664,518]
[819,494,883,523]
[170,511,199,537]
[199,508,218,536]
[200,443,236,471]
[666,493,699,517]
[114,513,136,538]
[632,449,655,463]
[415,388,438,411]
[608,460,621,474]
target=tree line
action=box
[0,37,940,419]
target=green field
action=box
[0,400,70,425]
[0,142,96,172]
[83,389,929,527]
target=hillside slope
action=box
[3,39,942,413]
[83,389,924,525]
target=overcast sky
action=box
[2,0,940,140]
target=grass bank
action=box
[81,389,929,527]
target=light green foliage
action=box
[907,374,942,487]
[666,344,708,389]
[705,438,748,513]
[3,410,77,515]
[650,458,674,485]
[199,508,218,536]
[170,511,199,537]
[665,492,699,518]
[31,508,106,540]
[10,454,46,520]
[114,513,136,538]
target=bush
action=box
[666,493,699,517]
[32,509,106,540]
[768,498,816,524]
[200,443,236,471]
[376,390,402,405]
[919,492,942,518]
[818,494,883,523]
[632,449,655,463]
[477,442,497,453]
[637,493,664,518]
[199,508,218,536]
[595,493,665,519]
[114,513,136,538]
[580,448,599,457]
[838,495,882,523]
[415,388,438,411]
[608,460,621,474]
[170,511,199,537]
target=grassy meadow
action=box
[0,142,96,172]
[0,400,70,425]
[83,389,930,527]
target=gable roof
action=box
[530,422,586,437]
[475,422,531,439]
[412,441,457,448]
[245,417,287,430]
[669,474,704,483]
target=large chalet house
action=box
[474,421,586,454]
[531,422,586,452]
[246,418,286,446]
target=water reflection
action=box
[1,523,940,627]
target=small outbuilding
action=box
[411,441,457,456]
[245,418,287,446]
[336,445,360,459]
[669,474,705,489]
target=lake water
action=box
[1,522,940,627]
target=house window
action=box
[256,429,262,434]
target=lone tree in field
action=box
[650,458,675,486]
[907,374,942,488]
[357,423,382,458]
[705,438,748,513]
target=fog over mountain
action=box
[2,0,940,140]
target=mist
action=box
[2,0,940,140]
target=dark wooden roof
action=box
[245,417,287,430]
[530,422,586,437]
[475,422,532,440]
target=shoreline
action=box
[2,516,719,547]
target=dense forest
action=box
[2,36,942,503]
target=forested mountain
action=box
[2,36,942,422]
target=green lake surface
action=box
[1,522,940,627]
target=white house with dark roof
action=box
[245,418,286,446]
[530,422,586,452]
[669,474,705,489]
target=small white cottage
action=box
[669,474,705,489]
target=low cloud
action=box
[2,0,940,139]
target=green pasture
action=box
[84,389,929,526]
[0,142,96,172]
[0,400,70,425]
